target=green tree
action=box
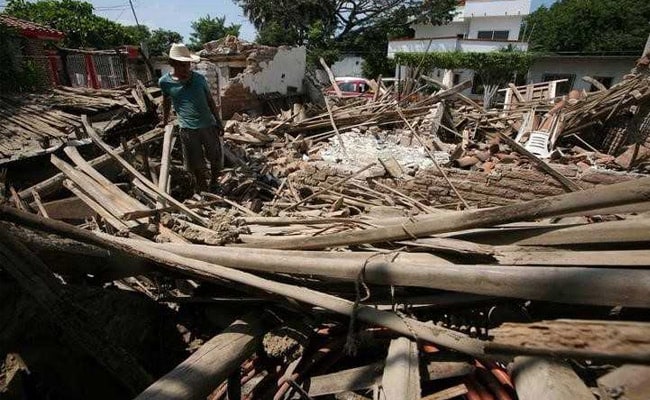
[189,14,241,50]
[525,0,650,53]
[395,50,535,108]
[146,29,183,57]
[123,25,151,45]
[234,0,456,69]
[4,0,133,49]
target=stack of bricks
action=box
[289,162,636,209]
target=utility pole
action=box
[127,0,154,80]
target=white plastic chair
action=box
[525,131,551,158]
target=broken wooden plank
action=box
[307,363,383,397]
[18,127,163,202]
[82,116,208,226]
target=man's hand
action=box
[156,120,167,129]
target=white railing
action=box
[388,38,528,58]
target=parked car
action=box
[324,77,375,98]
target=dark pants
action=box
[179,125,223,191]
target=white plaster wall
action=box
[332,56,364,77]
[528,57,635,91]
[468,16,524,40]
[412,22,470,39]
[460,39,528,52]
[465,0,532,17]
[240,46,306,95]
[388,38,459,58]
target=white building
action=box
[388,0,531,59]
[387,0,532,94]
[387,0,638,97]
[331,54,365,78]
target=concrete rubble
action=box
[1,50,650,400]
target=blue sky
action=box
[90,0,257,43]
[531,0,558,10]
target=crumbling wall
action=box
[238,46,306,95]
[290,162,636,208]
[219,46,307,118]
[195,60,220,108]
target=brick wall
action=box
[289,162,636,208]
[220,81,262,119]
[22,38,55,86]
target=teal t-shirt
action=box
[159,71,217,129]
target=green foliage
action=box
[5,0,134,49]
[304,20,339,66]
[146,29,183,57]
[123,25,151,44]
[189,14,241,50]
[525,0,650,53]
[395,50,535,87]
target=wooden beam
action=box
[499,132,582,192]
[153,242,650,307]
[381,338,420,400]
[135,313,269,400]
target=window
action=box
[453,73,461,85]
[542,73,576,96]
[477,30,510,40]
[591,76,613,91]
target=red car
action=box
[324,77,375,98]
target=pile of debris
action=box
[0,83,158,164]
[1,57,650,400]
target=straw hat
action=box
[168,43,200,62]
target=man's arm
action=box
[206,93,223,132]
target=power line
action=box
[128,0,140,27]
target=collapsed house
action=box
[1,43,650,400]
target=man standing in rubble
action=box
[158,43,224,192]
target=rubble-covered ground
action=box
[1,56,650,400]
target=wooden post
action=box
[135,312,269,400]
[157,124,174,207]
